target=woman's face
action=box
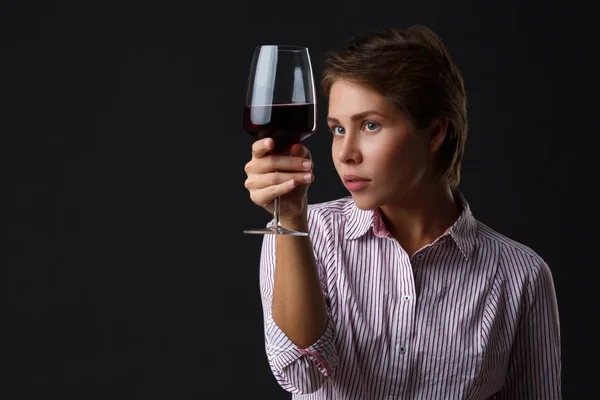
[327,79,439,210]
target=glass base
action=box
[243,225,308,236]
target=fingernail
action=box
[302,161,312,169]
[303,174,312,182]
[287,179,295,188]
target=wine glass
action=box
[243,45,317,236]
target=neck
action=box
[379,183,461,256]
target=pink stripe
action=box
[258,195,561,398]
[298,348,332,377]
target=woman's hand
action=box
[244,138,314,221]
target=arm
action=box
[273,215,328,348]
[259,212,339,395]
[497,259,561,399]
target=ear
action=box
[428,119,448,153]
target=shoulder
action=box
[475,220,552,285]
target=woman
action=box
[243,25,561,399]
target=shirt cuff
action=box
[266,315,338,378]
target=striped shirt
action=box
[258,193,561,399]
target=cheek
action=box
[368,140,405,165]
[374,138,427,175]
[331,141,338,161]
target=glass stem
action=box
[273,196,281,228]
[272,152,289,229]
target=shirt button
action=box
[397,345,407,354]
[402,295,412,303]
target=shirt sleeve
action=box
[498,259,561,399]
[258,213,339,395]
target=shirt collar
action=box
[445,191,478,261]
[344,191,478,261]
[343,198,375,240]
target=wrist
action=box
[279,213,308,232]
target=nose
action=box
[335,133,362,165]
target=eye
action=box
[331,126,345,136]
[364,121,380,132]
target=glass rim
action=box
[255,44,309,52]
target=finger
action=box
[252,179,299,205]
[252,154,312,174]
[246,171,313,190]
[251,138,274,159]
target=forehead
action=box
[328,79,394,118]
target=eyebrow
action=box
[327,110,387,124]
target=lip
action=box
[342,174,371,192]
[343,174,369,182]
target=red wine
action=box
[243,103,315,153]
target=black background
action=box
[3,0,599,398]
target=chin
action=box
[349,194,380,210]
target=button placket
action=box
[399,264,416,360]
[392,240,416,368]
